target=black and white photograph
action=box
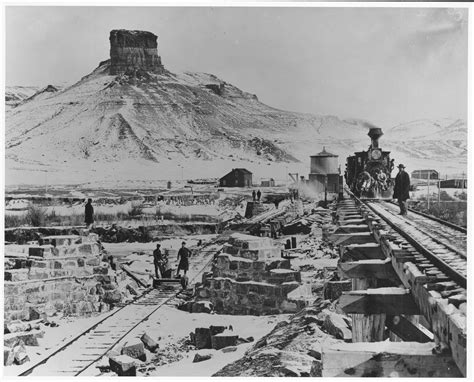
[2,2,471,378]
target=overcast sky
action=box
[5,6,468,127]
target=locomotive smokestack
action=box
[368,127,383,149]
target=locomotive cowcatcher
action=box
[345,127,394,199]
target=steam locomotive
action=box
[345,127,394,199]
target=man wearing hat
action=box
[393,164,410,215]
[153,243,167,279]
[176,241,191,277]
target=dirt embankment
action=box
[5,223,218,244]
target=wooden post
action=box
[389,315,415,342]
[351,278,386,342]
[427,177,430,210]
[387,315,432,343]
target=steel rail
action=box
[75,290,176,375]
[382,202,466,260]
[363,200,466,289]
[19,240,221,377]
[389,201,467,233]
[19,289,154,376]
[344,188,467,289]
[75,246,219,376]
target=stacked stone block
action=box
[195,233,303,315]
[213,254,266,282]
[4,234,118,324]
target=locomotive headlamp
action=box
[371,149,382,160]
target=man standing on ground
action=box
[393,164,410,216]
[176,241,190,277]
[252,190,256,202]
[153,243,167,279]
[85,198,94,229]
[257,189,261,202]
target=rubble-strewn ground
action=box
[209,208,351,377]
[81,305,289,376]
[4,186,348,377]
[4,311,121,376]
[213,298,349,377]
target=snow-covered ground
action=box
[103,235,217,263]
[5,200,223,218]
[3,310,121,376]
[4,235,287,377]
[81,306,288,377]
[5,156,309,188]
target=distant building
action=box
[219,168,252,187]
[261,178,275,187]
[440,179,467,189]
[412,169,439,180]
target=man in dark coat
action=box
[85,198,94,228]
[153,244,167,279]
[252,190,256,201]
[393,164,410,215]
[176,241,191,277]
[257,189,262,202]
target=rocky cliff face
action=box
[109,29,164,75]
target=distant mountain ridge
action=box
[5,64,467,185]
[5,30,466,186]
[5,86,39,108]
[6,58,375,163]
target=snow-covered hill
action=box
[5,86,39,109]
[382,119,467,175]
[5,61,467,186]
[388,118,466,141]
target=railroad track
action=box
[20,241,222,376]
[339,191,467,376]
[364,200,467,289]
[385,202,466,256]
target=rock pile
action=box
[5,226,84,245]
[281,206,331,235]
[3,321,48,366]
[190,325,238,350]
[4,343,31,366]
[104,331,161,376]
[213,298,352,377]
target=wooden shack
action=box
[219,168,252,187]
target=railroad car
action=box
[345,127,394,199]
